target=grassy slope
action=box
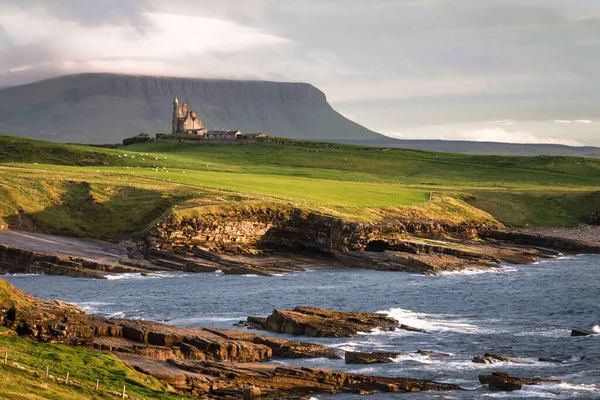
[0,336,189,400]
[0,134,599,231]
[0,277,189,399]
[0,278,32,309]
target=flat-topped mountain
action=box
[2,73,600,157]
[0,73,383,144]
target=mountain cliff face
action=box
[0,73,383,144]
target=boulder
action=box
[345,351,403,364]
[571,328,596,337]
[416,350,452,357]
[399,324,429,333]
[538,357,567,363]
[246,306,398,337]
[472,353,530,364]
[479,372,560,391]
[243,386,262,400]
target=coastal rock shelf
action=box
[0,279,462,398]
[345,351,403,364]
[479,372,561,391]
[4,221,600,280]
[118,354,462,397]
[245,306,398,337]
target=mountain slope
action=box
[0,73,384,144]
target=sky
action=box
[1,0,600,146]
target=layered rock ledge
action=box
[479,372,561,391]
[245,306,398,337]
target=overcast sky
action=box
[1,0,600,145]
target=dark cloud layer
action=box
[1,0,600,144]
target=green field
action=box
[0,134,599,235]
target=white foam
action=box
[378,307,486,334]
[105,272,194,280]
[153,271,194,279]
[330,341,361,352]
[74,301,114,313]
[437,265,518,276]
[593,325,600,333]
[557,382,599,392]
[105,273,143,280]
[107,311,126,319]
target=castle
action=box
[168,96,266,141]
[172,96,205,134]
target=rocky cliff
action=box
[149,204,596,275]
[0,73,383,144]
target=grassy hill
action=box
[0,134,599,236]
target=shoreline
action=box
[518,224,600,243]
[1,225,600,279]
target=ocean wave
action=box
[73,300,115,313]
[106,311,126,319]
[436,266,513,276]
[105,273,144,280]
[105,272,194,280]
[378,307,488,334]
[330,341,362,352]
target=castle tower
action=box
[172,96,179,134]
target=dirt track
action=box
[0,230,127,265]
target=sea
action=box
[4,254,600,399]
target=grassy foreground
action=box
[0,336,189,400]
[0,134,599,235]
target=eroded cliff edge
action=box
[2,197,600,278]
[146,201,600,275]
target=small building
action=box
[242,132,267,140]
[205,130,244,140]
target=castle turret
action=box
[172,96,179,134]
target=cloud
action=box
[2,1,600,144]
[576,119,593,123]
[7,65,31,73]
[445,128,583,146]
[487,119,516,126]
[0,5,291,80]
[554,120,573,123]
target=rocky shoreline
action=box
[1,220,600,279]
[0,281,464,398]
[1,280,581,398]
